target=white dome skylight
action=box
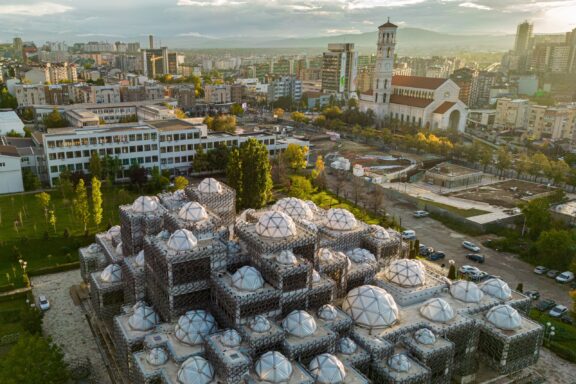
[338,337,358,355]
[326,208,357,231]
[486,305,522,331]
[317,304,338,321]
[385,259,425,287]
[115,242,124,257]
[177,356,215,384]
[146,347,168,366]
[128,302,159,331]
[306,200,319,213]
[178,202,208,222]
[419,298,455,323]
[414,328,436,345]
[250,315,271,333]
[231,266,264,291]
[370,225,390,240]
[255,351,293,383]
[312,269,321,283]
[273,197,314,221]
[220,329,242,347]
[197,178,222,193]
[317,248,335,262]
[342,285,399,329]
[106,225,121,240]
[282,310,317,338]
[480,278,512,300]
[276,250,298,265]
[388,354,412,372]
[135,250,145,267]
[175,310,217,345]
[308,354,347,384]
[132,196,159,213]
[167,229,198,251]
[255,211,297,238]
[100,264,122,283]
[450,281,483,303]
[347,248,376,264]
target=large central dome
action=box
[178,202,208,222]
[132,196,159,213]
[255,211,297,238]
[326,208,357,231]
[385,259,425,287]
[273,197,314,221]
[167,229,198,251]
[175,310,217,345]
[197,178,222,193]
[342,285,399,329]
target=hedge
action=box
[550,341,576,363]
[0,284,15,293]
[27,262,80,277]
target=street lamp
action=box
[544,322,555,347]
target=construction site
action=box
[77,178,545,384]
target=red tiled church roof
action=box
[390,94,434,108]
[392,75,448,90]
[433,101,456,114]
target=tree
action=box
[19,307,43,335]
[42,108,68,128]
[529,152,550,181]
[128,164,148,189]
[193,146,209,173]
[548,160,569,185]
[521,198,551,239]
[515,283,524,293]
[288,175,314,199]
[535,229,576,270]
[514,153,531,179]
[22,169,41,191]
[311,155,326,187]
[496,147,512,177]
[204,115,236,133]
[207,143,230,171]
[91,177,103,230]
[174,108,186,119]
[0,333,69,384]
[291,111,310,124]
[238,138,273,209]
[89,152,102,179]
[226,148,243,209]
[447,263,457,280]
[49,209,57,232]
[230,103,244,116]
[174,176,189,190]
[273,108,285,119]
[56,169,73,198]
[35,192,51,222]
[149,166,170,192]
[74,179,90,232]
[479,147,493,172]
[282,144,309,170]
[347,98,359,109]
[0,87,18,109]
[313,115,326,127]
[466,142,481,163]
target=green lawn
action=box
[529,309,576,362]
[0,292,30,340]
[0,186,138,287]
[417,198,489,218]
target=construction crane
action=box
[149,54,163,79]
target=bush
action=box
[0,283,16,293]
[550,342,576,362]
[27,262,80,277]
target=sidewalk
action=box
[0,286,31,297]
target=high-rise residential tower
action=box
[321,43,357,98]
[514,21,533,55]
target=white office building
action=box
[0,145,24,194]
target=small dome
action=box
[282,310,317,338]
[147,347,168,366]
[414,328,436,345]
[197,178,222,193]
[129,302,159,331]
[326,208,357,231]
[312,269,321,283]
[115,242,124,257]
[177,356,215,384]
[87,243,102,253]
[100,264,122,283]
[450,281,483,303]
[276,250,298,265]
[308,354,346,384]
[481,278,512,300]
[317,248,335,262]
[231,266,264,291]
[347,248,376,264]
[342,285,398,329]
[255,351,293,383]
[255,211,297,238]
[220,329,241,347]
[306,200,319,213]
[420,298,454,323]
[388,354,411,372]
[167,229,198,251]
[250,315,271,333]
[132,196,159,213]
[135,250,145,267]
[318,304,338,321]
[175,310,217,345]
[338,337,357,355]
[106,225,121,240]
[486,305,522,330]
[385,259,425,287]
[178,202,208,222]
[157,229,170,240]
[273,197,314,220]
[370,225,390,240]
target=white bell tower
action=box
[372,18,397,118]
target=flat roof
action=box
[147,119,201,132]
[32,98,176,111]
[427,162,481,177]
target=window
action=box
[50,166,57,173]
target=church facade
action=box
[359,20,468,132]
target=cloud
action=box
[362,20,374,24]
[325,28,361,34]
[177,32,216,38]
[459,2,492,10]
[0,2,72,16]
[77,33,124,38]
[177,0,245,6]
[345,0,427,9]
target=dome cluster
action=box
[167,229,198,251]
[342,285,399,329]
[273,197,314,221]
[317,304,338,321]
[250,315,271,333]
[326,208,357,231]
[282,310,317,338]
[175,310,217,345]
[255,211,297,238]
[231,266,264,291]
[385,259,425,287]
[220,329,242,347]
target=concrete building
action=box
[14,84,47,106]
[0,110,25,136]
[23,62,77,84]
[321,43,357,98]
[0,145,24,194]
[142,48,169,78]
[450,68,477,106]
[470,71,497,108]
[527,105,576,140]
[204,85,232,104]
[268,76,302,102]
[514,21,533,55]
[494,98,530,130]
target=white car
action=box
[459,265,481,275]
[38,295,50,311]
[556,271,575,283]
[402,230,416,240]
[413,210,429,218]
[549,305,568,318]
[462,241,480,253]
[533,266,549,275]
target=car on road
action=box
[465,253,485,263]
[549,305,568,318]
[459,265,481,275]
[413,210,429,218]
[524,290,540,300]
[419,245,433,257]
[38,295,50,311]
[533,266,549,275]
[462,241,481,252]
[535,299,556,312]
[427,251,446,261]
[401,230,416,240]
[555,271,575,284]
[546,270,560,278]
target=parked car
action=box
[533,266,549,275]
[462,241,481,252]
[413,210,429,218]
[535,299,556,312]
[561,315,574,325]
[556,271,575,284]
[459,265,481,275]
[469,271,488,281]
[465,253,485,263]
[427,251,446,261]
[549,305,568,318]
[38,295,50,311]
[402,230,416,240]
[546,270,560,278]
[419,245,433,257]
[524,290,540,300]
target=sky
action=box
[0,0,575,45]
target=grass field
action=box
[0,292,31,339]
[530,309,576,362]
[0,186,138,288]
